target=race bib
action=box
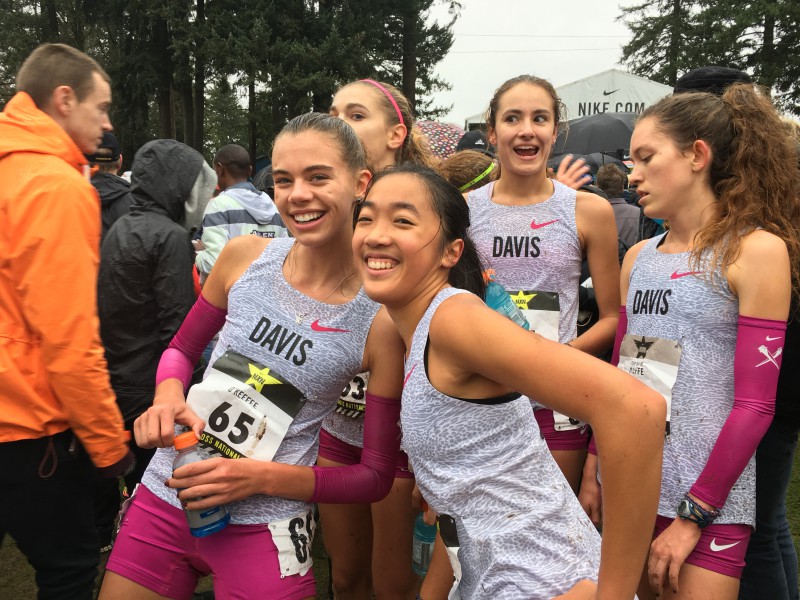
[438,514,463,600]
[335,371,370,419]
[553,411,585,432]
[187,350,306,460]
[511,290,582,431]
[269,509,316,578]
[509,290,560,342]
[617,334,681,435]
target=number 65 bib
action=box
[187,350,306,460]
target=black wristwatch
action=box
[676,494,719,529]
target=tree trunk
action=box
[41,0,59,41]
[401,3,417,114]
[666,0,681,87]
[181,79,194,146]
[153,16,173,139]
[249,78,257,168]
[760,3,777,92]
[193,0,206,152]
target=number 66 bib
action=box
[187,350,306,460]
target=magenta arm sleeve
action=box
[690,315,786,509]
[155,294,227,390]
[309,391,401,503]
[588,306,628,457]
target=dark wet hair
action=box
[596,164,626,198]
[214,144,252,179]
[274,112,367,172]
[361,164,486,299]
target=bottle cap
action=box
[174,431,200,450]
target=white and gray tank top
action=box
[142,238,380,524]
[401,287,601,598]
[468,180,582,344]
[626,234,750,525]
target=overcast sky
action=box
[427,1,633,127]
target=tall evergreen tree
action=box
[618,0,700,87]
[619,0,799,114]
[0,0,461,157]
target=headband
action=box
[458,161,496,192]
[360,79,404,126]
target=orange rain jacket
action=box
[0,92,129,469]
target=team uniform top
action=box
[142,238,380,524]
[626,234,751,526]
[401,287,601,599]
[468,180,582,344]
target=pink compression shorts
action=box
[318,428,413,479]
[534,408,590,451]
[653,514,751,579]
[105,485,317,600]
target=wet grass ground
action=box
[3,455,800,598]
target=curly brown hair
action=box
[641,84,800,297]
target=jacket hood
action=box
[130,139,217,230]
[223,183,279,223]
[0,92,88,172]
[92,172,131,206]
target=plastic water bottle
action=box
[485,280,530,330]
[172,431,231,537]
[412,512,437,576]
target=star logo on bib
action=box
[245,364,282,393]
[511,290,536,309]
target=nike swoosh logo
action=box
[310,319,350,333]
[530,219,559,230]
[670,270,701,280]
[710,539,740,552]
[404,363,417,387]
[766,335,782,341]
[602,89,619,96]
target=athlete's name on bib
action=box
[631,288,671,315]
[248,317,312,366]
[228,386,259,409]
[493,236,541,258]
[625,358,646,377]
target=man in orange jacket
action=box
[0,43,133,599]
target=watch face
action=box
[677,499,690,517]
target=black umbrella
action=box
[553,112,638,159]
